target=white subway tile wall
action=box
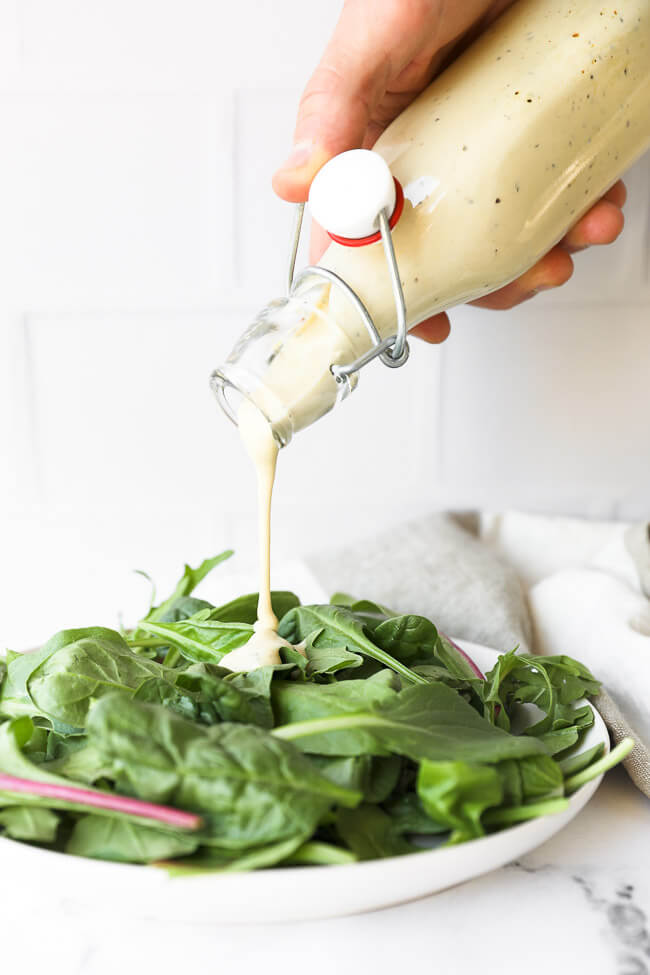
[0,0,648,647]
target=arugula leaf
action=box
[143,552,233,625]
[336,805,419,860]
[278,605,427,685]
[136,617,253,665]
[0,806,60,843]
[87,694,361,850]
[417,760,503,844]
[66,815,199,863]
[479,651,600,735]
[300,632,364,678]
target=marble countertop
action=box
[2,767,648,975]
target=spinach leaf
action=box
[66,815,199,863]
[329,594,395,630]
[384,793,449,836]
[162,835,309,875]
[336,805,419,860]
[0,628,172,732]
[0,806,59,843]
[87,694,361,850]
[283,840,357,866]
[137,617,253,665]
[135,662,274,729]
[417,760,503,844]
[207,591,300,624]
[157,596,214,622]
[274,682,548,764]
[271,671,400,756]
[372,614,440,665]
[517,754,564,799]
[278,605,427,685]
[559,742,605,778]
[312,755,401,803]
[537,726,581,755]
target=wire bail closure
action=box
[285,189,409,384]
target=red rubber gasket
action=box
[327,178,404,248]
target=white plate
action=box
[0,641,608,923]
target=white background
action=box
[0,0,648,649]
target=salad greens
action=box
[0,552,633,871]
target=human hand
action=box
[273,0,626,344]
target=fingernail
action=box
[277,141,314,171]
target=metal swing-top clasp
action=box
[286,149,409,382]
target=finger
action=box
[272,1,438,202]
[471,246,574,310]
[561,198,625,253]
[309,219,331,264]
[603,179,627,208]
[409,312,451,344]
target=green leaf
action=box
[336,805,419,860]
[517,754,564,800]
[328,595,395,630]
[87,694,361,850]
[301,633,364,678]
[0,806,59,843]
[372,615,439,665]
[0,628,175,732]
[66,815,199,863]
[271,671,400,756]
[417,760,503,844]
[384,793,449,836]
[207,591,300,624]
[137,617,253,665]
[312,755,401,803]
[161,835,308,875]
[283,840,357,866]
[274,682,548,764]
[278,605,427,685]
[479,651,601,735]
[435,633,485,681]
[156,596,214,623]
[144,552,234,624]
[134,662,274,729]
[558,742,605,778]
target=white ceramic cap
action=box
[308,149,396,239]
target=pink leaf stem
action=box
[0,773,202,831]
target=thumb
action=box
[272,2,416,202]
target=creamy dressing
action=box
[218,400,293,672]
[230,0,650,444]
